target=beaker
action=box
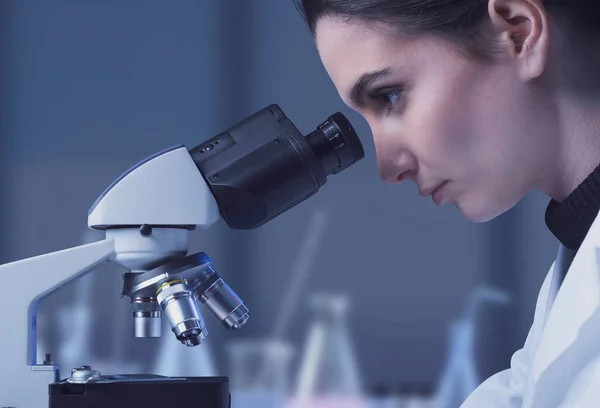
[227,339,295,408]
[289,292,366,408]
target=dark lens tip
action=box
[328,112,365,169]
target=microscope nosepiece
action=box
[156,280,208,347]
[193,267,249,331]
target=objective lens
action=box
[193,267,249,330]
[305,112,365,175]
[131,297,162,338]
[156,280,208,347]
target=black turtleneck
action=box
[545,163,600,251]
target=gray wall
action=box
[0,0,559,392]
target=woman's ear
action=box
[487,0,550,80]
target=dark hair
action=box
[293,0,600,62]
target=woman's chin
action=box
[456,198,514,223]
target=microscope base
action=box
[49,375,230,408]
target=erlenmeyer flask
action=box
[290,292,365,408]
[434,286,510,408]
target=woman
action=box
[293,0,600,406]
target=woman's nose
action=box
[376,147,417,184]
[369,120,417,184]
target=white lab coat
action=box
[462,211,600,408]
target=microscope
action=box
[0,104,365,408]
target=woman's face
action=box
[315,18,550,222]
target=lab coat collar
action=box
[530,210,600,394]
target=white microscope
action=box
[0,104,365,408]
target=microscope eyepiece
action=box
[189,105,366,229]
[305,112,365,176]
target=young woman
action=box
[294,0,600,406]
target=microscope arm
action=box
[0,238,115,408]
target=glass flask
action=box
[288,292,365,408]
[228,339,295,408]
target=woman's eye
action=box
[370,88,403,114]
[382,90,401,112]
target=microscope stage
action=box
[49,375,230,408]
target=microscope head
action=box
[88,104,364,232]
[87,104,365,347]
[88,144,221,231]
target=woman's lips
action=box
[432,181,449,205]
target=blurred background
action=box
[0,0,560,406]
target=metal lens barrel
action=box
[131,297,162,338]
[193,266,249,330]
[156,280,208,347]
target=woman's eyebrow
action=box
[349,67,391,107]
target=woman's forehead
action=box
[315,18,406,65]
[315,19,435,92]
